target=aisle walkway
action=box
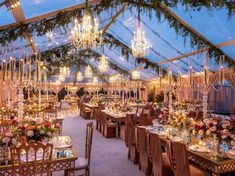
[56,111,144,176]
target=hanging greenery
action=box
[0,0,234,66]
[40,43,130,77]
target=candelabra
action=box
[202,93,208,118]
[18,84,24,121]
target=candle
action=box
[26,61,31,81]
[189,66,193,86]
[35,60,40,82]
[204,66,208,86]
[2,59,7,81]
[19,59,24,83]
[9,57,15,81]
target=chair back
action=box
[166,140,190,176]
[124,114,136,148]
[147,132,163,176]
[10,141,53,176]
[136,127,147,153]
[85,122,94,165]
[139,113,153,126]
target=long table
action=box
[142,126,235,176]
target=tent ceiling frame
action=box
[157,39,235,65]
[158,3,235,65]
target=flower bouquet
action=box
[169,111,190,130]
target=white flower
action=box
[198,130,204,135]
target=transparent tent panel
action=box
[20,0,85,19]
[0,5,16,26]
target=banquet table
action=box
[143,126,235,176]
[102,110,126,138]
[84,103,99,118]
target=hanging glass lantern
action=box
[93,77,98,84]
[85,65,92,78]
[98,55,109,73]
[77,71,83,82]
[132,70,140,80]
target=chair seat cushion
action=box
[106,122,116,127]
[75,157,89,169]
[190,165,207,176]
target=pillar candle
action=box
[19,59,24,83]
[2,59,7,81]
[26,61,31,81]
[189,66,193,86]
[204,66,208,86]
[35,60,40,82]
[9,57,15,81]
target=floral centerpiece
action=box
[12,118,60,143]
[169,111,190,130]
[204,116,235,144]
[189,118,207,138]
[158,108,169,125]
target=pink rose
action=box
[6,132,13,137]
[11,138,17,145]
[35,118,42,124]
[210,126,217,132]
[2,137,10,144]
[27,130,34,137]
[206,130,211,135]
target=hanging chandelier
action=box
[71,0,102,49]
[98,55,109,73]
[131,11,151,58]
[132,70,140,80]
[77,71,83,82]
[85,65,92,78]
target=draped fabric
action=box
[137,127,152,175]
[148,133,162,176]
[225,71,235,89]
[166,140,190,176]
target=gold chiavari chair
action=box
[65,122,94,176]
[10,141,53,176]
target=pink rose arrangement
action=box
[204,116,235,142]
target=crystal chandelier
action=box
[77,71,83,82]
[71,0,102,49]
[131,12,151,58]
[132,70,140,80]
[85,65,92,78]
[98,55,109,73]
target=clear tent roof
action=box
[0,0,234,82]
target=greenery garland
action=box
[0,0,234,66]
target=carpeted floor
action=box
[54,110,144,176]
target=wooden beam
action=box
[8,1,37,53]
[0,0,102,30]
[157,39,235,64]
[102,2,128,33]
[158,3,235,65]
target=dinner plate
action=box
[189,145,210,153]
[55,144,72,149]
[171,136,182,142]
